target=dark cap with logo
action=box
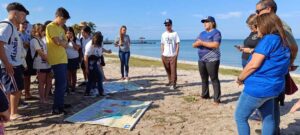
[164,18,172,25]
[6,2,29,15]
[201,16,215,23]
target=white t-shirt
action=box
[161,31,180,57]
[80,36,92,55]
[84,41,103,57]
[0,19,23,67]
[30,38,51,69]
[66,39,80,59]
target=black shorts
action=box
[68,58,80,70]
[13,66,25,91]
[37,68,52,73]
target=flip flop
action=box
[10,115,30,121]
[25,96,39,101]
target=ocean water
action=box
[104,39,300,74]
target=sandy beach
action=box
[5,55,300,135]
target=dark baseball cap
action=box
[201,16,215,23]
[164,18,172,25]
[6,2,29,15]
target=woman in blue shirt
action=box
[235,13,290,135]
[192,16,222,104]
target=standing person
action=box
[84,32,111,97]
[114,25,131,81]
[30,23,52,104]
[19,20,36,101]
[66,27,80,94]
[235,14,261,121]
[0,2,30,120]
[161,19,180,90]
[45,7,70,115]
[236,14,260,68]
[235,13,290,135]
[256,0,298,134]
[192,16,222,104]
[78,26,92,86]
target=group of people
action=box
[0,2,133,133]
[1,0,300,135]
[161,0,300,134]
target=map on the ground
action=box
[64,99,152,130]
[103,81,144,94]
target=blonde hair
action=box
[119,25,127,44]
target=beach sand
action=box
[5,56,300,135]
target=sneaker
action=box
[78,82,86,86]
[165,83,171,86]
[19,100,29,109]
[170,85,176,90]
[52,109,68,115]
[84,93,96,98]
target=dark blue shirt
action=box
[196,29,222,62]
[244,34,290,98]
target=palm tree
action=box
[87,22,96,33]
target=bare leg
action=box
[10,91,21,118]
[45,73,53,102]
[38,72,47,103]
[23,76,31,98]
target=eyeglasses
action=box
[256,7,268,14]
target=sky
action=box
[0,0,300,40]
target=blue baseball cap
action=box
[201,16,215,23]
[164,18,172,25]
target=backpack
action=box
[0,21,14,44]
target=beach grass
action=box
[104,54,300,83]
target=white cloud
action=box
[192,14,204,18]
[216,11,242,19]
[161,11,167,16]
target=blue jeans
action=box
[119,51,130,77]
[86,63,104,95]
[52,64,67,110]
[235,92,276,135]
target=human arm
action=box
[102,48,112,54]
[290,99,300,113]
[0,42,14,76]
[193,40,220,49]
[236,53,265,85]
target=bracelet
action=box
[237,77,244,83]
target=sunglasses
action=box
[165,24,171,27]
[256,7,268,14]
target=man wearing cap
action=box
[0,2,29,120]
[161,19,180,90]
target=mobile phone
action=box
[234,45,241,49]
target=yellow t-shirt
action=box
[46,22,67,65]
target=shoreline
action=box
[110,52,300,78]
